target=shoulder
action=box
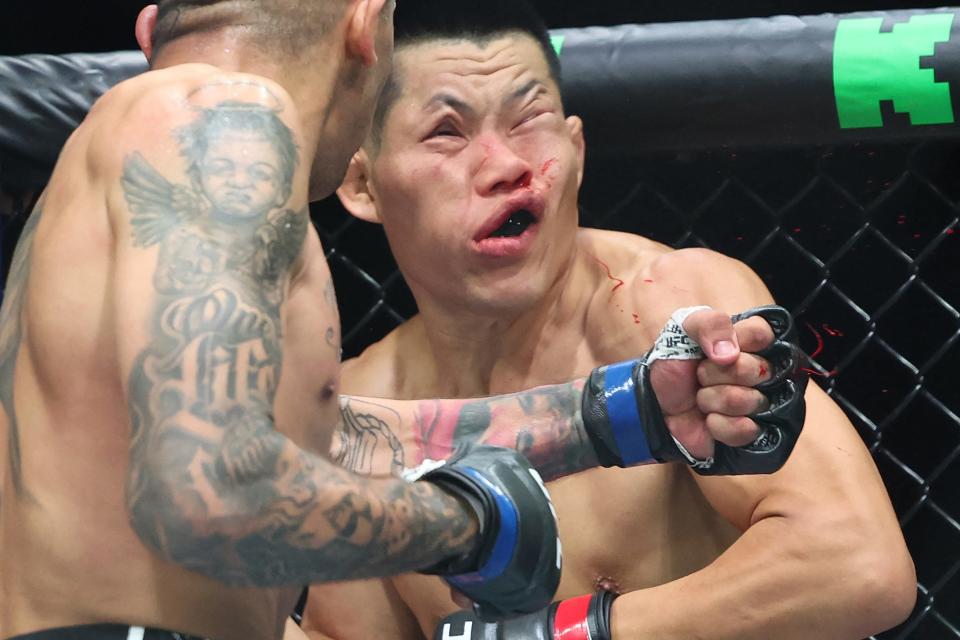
[90,65,299,171]
[577,227,671,268]
[643,247,774,312]
[340,317,429,398]
[578,228,764,296]
[576,231,777,358]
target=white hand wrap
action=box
[645,306,712,364]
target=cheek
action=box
[385,156,462,208]
[409,158,452,187]
[203,174,226,192]
[264,176,284,197]
[518,133,570,183]
[250,177,272,195]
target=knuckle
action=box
[731,386,754,408]
[697,361,718,385]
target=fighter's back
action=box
[0,65,325,639]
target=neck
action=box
[410,240,592,397]
[153,30,346,199]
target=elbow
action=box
[126,455,238,579]
[832,530,917,637]
[788,507,916,638]
[127,483,255,588]
[854,547,917,635]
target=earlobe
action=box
[135,5,160,62]
[346,0,389,67]
[567,116,587,187]
[337,150,382,225]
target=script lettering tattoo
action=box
[413,380,598,482]
[0,202,43,500]
[334,399,405,476]
[123,95,474,586]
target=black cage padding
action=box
[557,8,960,151]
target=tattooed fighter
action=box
[0,1,567,638]
[298,1,917,639]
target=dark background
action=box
[0,0,950,55]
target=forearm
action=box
[130,415,477,587]
[344,377,599,482]
[610,515,901,639]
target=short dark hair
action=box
[152,0,342,59]
[371,0,562,143]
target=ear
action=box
[337,149,382,224]
[135,5,159,62]
[345,0,389,67]
[566,115,587,188]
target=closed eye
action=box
[513,111,550,131]
[425,123,463,140]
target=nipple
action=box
[594,575,624,595]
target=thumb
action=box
[682,309,740,365]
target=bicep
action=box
[109,76,311,405]
[694,384,899,531]
[106,77,313,537]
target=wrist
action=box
[582,360,656,468]
[420,473,488,574]
[552,591,617,640]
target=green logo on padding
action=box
[551,35,566,57]
[834,13,955,129]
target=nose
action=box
[226,168,251,189]
[474,136,534,196]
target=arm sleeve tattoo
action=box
[340,378,600,483]
[121,90,476,587]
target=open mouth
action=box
[488,209,537,238]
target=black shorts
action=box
[8,625,207,640]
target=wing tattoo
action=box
[122,151,207,247]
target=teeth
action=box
[490,210,535,238]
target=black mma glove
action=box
[433,591,616,640]
[581,305,808,475]
[412,445,562,621]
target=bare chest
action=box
[547,463,739,597]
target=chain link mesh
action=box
[2,138,958,638]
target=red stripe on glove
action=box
[553,594,593,640]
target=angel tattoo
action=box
[121,101,306,300]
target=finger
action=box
[698,353,773,387]
[706,414,761,448]
[682,309,740,365]
[734,315,776,353]
[697,385,770,416]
